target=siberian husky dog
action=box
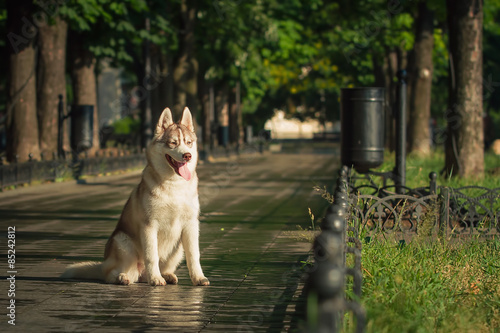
[61,107,209,286]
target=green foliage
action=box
[484,0,500,123]
[2,0,500,140]
[196,0,277,124]
[432,29,448,78]
[112,116,140,135]
[54,0,154,64]
[484,0,500,35]
[251,0,421,126]
[0,7,6,27]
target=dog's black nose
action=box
[183,153,192,162]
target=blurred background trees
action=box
[0,0,498,177]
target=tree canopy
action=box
[1,0,499,175]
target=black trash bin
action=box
[70,105,94,152]
[218,125,229,147]
[341,88,385,173]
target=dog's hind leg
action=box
[160,243,184,284]
[103,233,140,285]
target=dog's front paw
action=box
[193,277,210,286]
[162,273,178,285]
[148,275,167,286]
[117,273,131,285]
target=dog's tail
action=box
[60,261,103,281]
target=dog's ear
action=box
[180,107,194,132]
[155,107,174,135]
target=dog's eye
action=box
[169,140,178,146]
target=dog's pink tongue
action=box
[178,163,191,181]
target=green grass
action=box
[346,236,500,333]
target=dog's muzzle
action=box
[166,154,192,181]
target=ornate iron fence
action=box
[78,151,147,177]
[348,169,500,239]
[0,151,146,190]
[441,186,500,237]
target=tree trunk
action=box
[383,49,398,152]
[173,0,198,118]
[140,18,153,148]
[445,0,484,178]
[200,82,211,148]
[37,16,67,158]
[69,31,99,154]
[229,82,242,145]
[216,84,229,147]
[161,52,175,117]
[6,0,40,162]
[150,43,163,124]
[408,2,434,156]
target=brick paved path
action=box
[0,149,338,332]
